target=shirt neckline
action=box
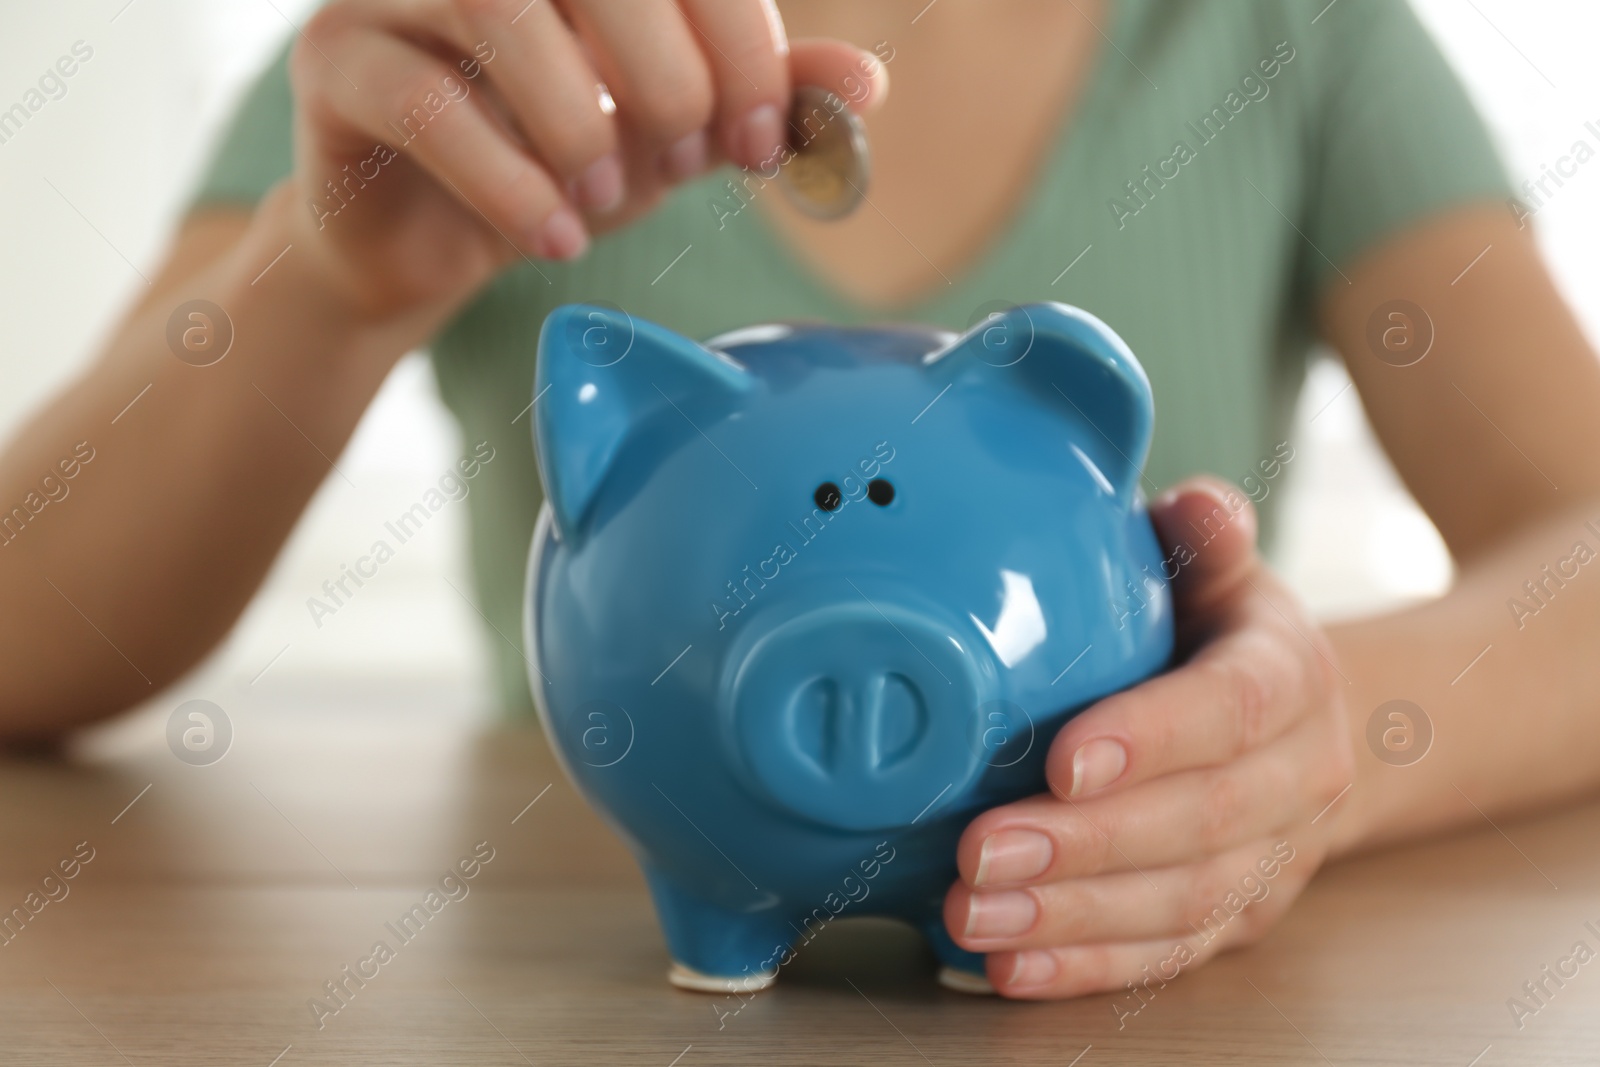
[730,0,1144,326]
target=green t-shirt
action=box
[195,0,1509,716]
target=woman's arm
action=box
[1320,204,1600,852]
[0,191,431,739]
[0,0,889,743]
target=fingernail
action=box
[1070,738,1127,796]
[1005,950,1059,990]
[575,153,624,214]
[533,207,588,261]
[738,103,785,169]
[963,890,1038,940]
[660,130,708,181]
[975,829,1053,886]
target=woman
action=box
[3,0,1598,1000]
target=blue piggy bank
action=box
[525,301,1172,993]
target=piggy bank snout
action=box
[727,603,991,832]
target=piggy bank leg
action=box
[921,918,995,995]
[644,868,789,993]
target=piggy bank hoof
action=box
[937,966,996,995]
[668,962,777,994]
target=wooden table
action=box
[2,691,1597,1065]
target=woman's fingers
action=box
[1035,478,1344,800]
[678,0,791,168]
[984,838,1312,999]
[787,37,891,115]
[308,0,890,256]
[299,26,582,259]
[987,929,1234,1001]
[453,0,629,214]
[566,0,725,178]
[294,0,893,277]
[947,838,1303,955]
[958,716,1347,883]
[1044,602,1321,799]
[1147,477,1260,621]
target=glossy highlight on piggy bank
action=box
[525,301,1173,993]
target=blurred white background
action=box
[0,1,1595,723]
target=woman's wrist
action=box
[239,180,467,362]
[206,183,392,373]
[121,184,448,465]
[1319,624,1399,859]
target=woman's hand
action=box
[945,478,1355,1000]
[284,0,889,317]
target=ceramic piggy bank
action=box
[525,301,1173,993]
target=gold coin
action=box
[778,86,870,220]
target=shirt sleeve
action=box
[189,45,295,210]
[1299,0,1512,294]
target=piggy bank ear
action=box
[534,304,752,540]
[927,302,1154,505]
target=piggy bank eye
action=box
[814,482,842,511]
[867,479,895,506]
